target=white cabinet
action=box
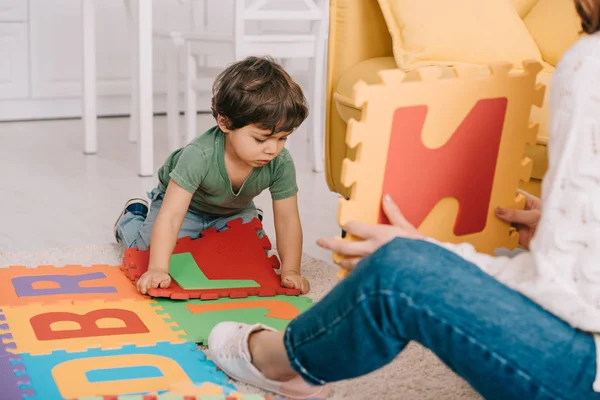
[0,0,215,121]
[0,1,314,122]
[29,0,132,98]
[0,23,29,99]
[0,0,29,100]
[0,0,28,22]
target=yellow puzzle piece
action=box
[336,61,545,276]
[0,299,186,355]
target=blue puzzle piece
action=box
[20,342,233,399]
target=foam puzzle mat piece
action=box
[78,397,211,400]
[159,381,235,396]
[336,61,545,270]
[0,310,18,357]
[152,296,313,344]
[169,253,259,290]
[0,358,35,399]
[76,381,268,399]
[201,395,273,400]
[0,331,17,357]
[20,342,233,399]
[1,300,187,355]
[122,218,300,300]
[0,309,35,399]
[78,396,273,400]
[0,265,147,306]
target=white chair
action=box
[159,0,328,172]
[82,0,155,176]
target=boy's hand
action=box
[136,269,171,295]
[281,271,310,294]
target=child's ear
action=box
[217,115,231,133]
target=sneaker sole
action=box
[210,357,329,400]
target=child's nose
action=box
[265,140,277,154]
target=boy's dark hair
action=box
[211,56,309,134]
[575,0,600,34]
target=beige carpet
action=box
[0,244,481,400]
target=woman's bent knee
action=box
[356,238,469,295]
[362,238,437,272]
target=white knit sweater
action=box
[431,33,600,392]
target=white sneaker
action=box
[208,322,331,399]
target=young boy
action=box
[114,56,310,295]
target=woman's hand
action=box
[317,194,424,271]
[495,189,541,249]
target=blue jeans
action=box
[116,187,259,249]
[284,238,599,400]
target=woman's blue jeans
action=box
[283,238,599,400]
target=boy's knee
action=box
[129,237,149,251]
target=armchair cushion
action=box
[377,0,543,71]
[334,57,397,122]
[523,0,583,66]
[511,0,542,17]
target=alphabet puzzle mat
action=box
[335,60,546,274]
[0,220,313,399]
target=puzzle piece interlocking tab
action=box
[336,60,545,271]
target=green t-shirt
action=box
[157,126,298,216]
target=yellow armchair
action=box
[324,0,582,199]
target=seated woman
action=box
[207,1,600,398]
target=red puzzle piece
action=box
[379,99,506,235]
[121,218,300,300]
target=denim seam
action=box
[285,289,568,399]
[283,292,368,386]
[284,326,325,386]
